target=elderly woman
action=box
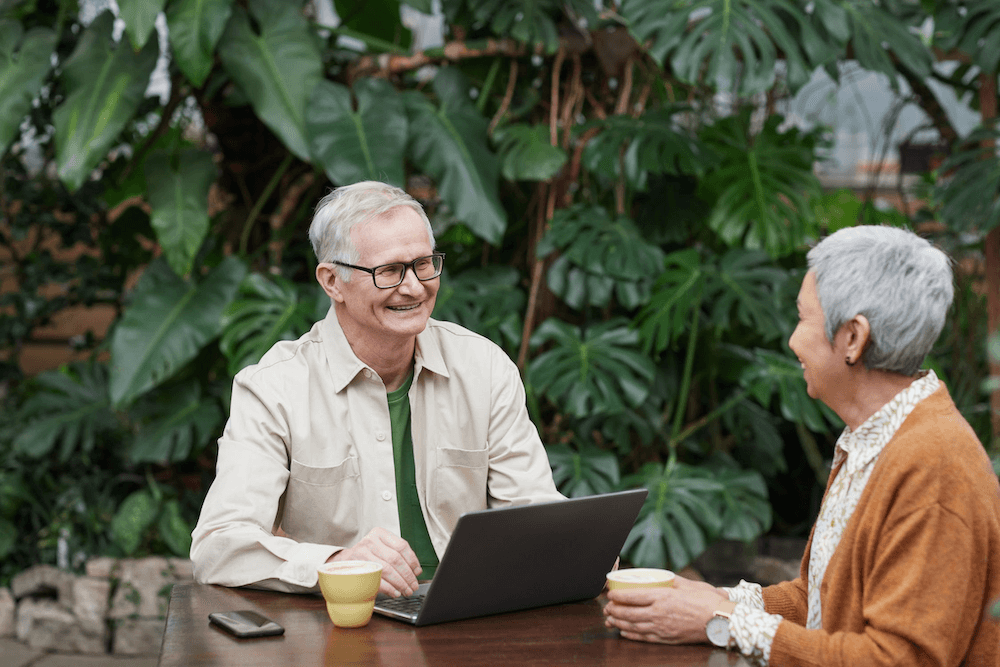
[604,225,1000,666]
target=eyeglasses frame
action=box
[329,252,446,289]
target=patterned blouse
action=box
[721,370,940,665]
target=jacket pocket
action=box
[283,456,361,546]
[432,447,489,533]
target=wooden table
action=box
[159,582,748,666]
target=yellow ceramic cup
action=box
[317,560,383,628]
[606,567,675,591]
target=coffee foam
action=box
[607,568,674,583]
[319,560,381,575]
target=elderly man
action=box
[191,181,563,598]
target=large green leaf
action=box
[217,0,323,160]
[546,442,621,498]
[111,489,160,556]
[0,517,15,560]
[145,148,217,278]
[0,21,55,156]
[166,0,234,86]
[581,108,716,190]
[109,256,248,407]
[527,318,656,417]
[936,127,1000,234]
[404,67,506,244]
[11,362,118,460]
[431,266,525,354]
[306,78,408,187]
[158,499,193,558]
[710,463,772,541]
[128,379,223,463]
[699,112,824,257]
[621,0,824,94]
[622,462,725,569]
[334,0,411,48]
[53,11,159,191]
[538,205,665,310]
[219,272,327,376]
[738,348,842,433]
[950,0,1000,73]
[118,0,166,50]
[494,123,567,182]
[810,0,932,83]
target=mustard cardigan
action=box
[762,384,1000,667]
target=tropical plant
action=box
[0,0,995,583]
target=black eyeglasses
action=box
[331,253,445,289]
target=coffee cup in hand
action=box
[606,567,675,590]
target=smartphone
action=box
[208,610,285,638]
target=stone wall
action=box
[0,557,192,656]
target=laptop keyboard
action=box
[377,593,425,615]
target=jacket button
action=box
[382,490,392,501]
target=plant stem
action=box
[239,153,294,257]
[670,287,703,455]
[672,388,748,446]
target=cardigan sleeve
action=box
[761,577,808,626]
[767,502,983,667]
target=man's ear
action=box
[842,314,871,366]
[316,263,344,303]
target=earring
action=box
[845,356,856,367]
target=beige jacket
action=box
[191,308,564,592]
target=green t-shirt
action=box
[386,373,439,579]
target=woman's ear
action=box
[842,314,871,366]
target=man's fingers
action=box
[373,530,422,575]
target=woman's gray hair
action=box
[308,181,434,280]
[807,225,953,376]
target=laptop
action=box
[373,488,648,626]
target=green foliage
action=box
[699,112,825,256]
[217,0,323,161]
[547,442,621,497]
[118,0,167,49]
[53,12,159,191]
[538,205,665,310]
[0,20,55,155]
[166,0,233,86]
[494,123,567,182]
[528,318,656,418]
[307,78,408,187]
[108,256,248,407]
[220,273,328,376]
[431,266,525,353]
[404,68,506,244]
[936,127,1000,234]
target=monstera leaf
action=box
[494,123,567,182]
[128,379,223,463]
[621,0,823,94]
[581,108,716,190]
[622,462,724,569]
[460,0,598,53]
[527,318,656,417]
[12,362,118,460]
[808,0,932,83]
[699,111,824,257]
[936,127,1000,234]
[547,442,621,498]
[53,11,158,191]
[166,0,233,86]
[404,68,506,244]
[710,463,772,542]
[145,148,217,278]
[431,266,524,353]
[110,489,159,555]
[307,78,408,187]
[0,21,56,156]
[117,0,166,49]
[217,0,323,160]
[109,256,248,407]
[738,347,842,433]
[219,272,328,376]
[538,205,665,310]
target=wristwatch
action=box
[705,607,732,648]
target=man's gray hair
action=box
[308,181,434,280]
[807,225,953,376]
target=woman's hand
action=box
[603,582,728,645]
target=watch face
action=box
[706,615,730,648]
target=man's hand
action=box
[603,583,728,645]
[328,527,421,598]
